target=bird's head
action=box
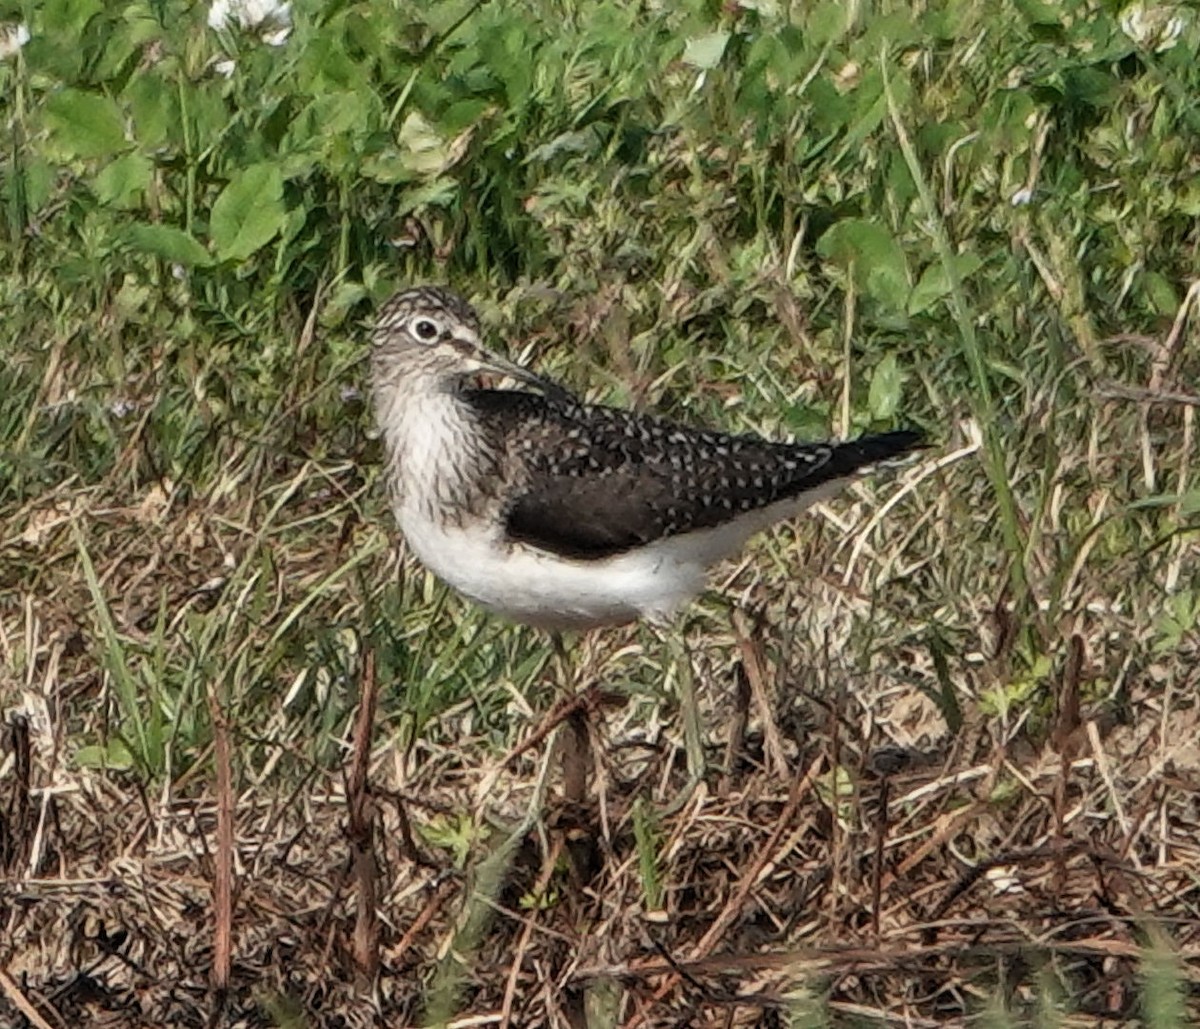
[371,285,554,394]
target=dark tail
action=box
[827,428,927,477]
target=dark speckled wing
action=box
[462,389,923,561]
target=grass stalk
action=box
[882,55,1030,604]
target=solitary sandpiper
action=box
[370,285,924,635]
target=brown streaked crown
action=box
[372,285,481,349]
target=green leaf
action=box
[1063,67,1117,108]
[682,31,730,70]
[360,149,415,184]
[632,797,663,911]
[20,158,56,215]
[1141,271,1178,317]
[980,654,1050,718]
[908,253,983,316]
[125,223,213,266]
[186,83,235,156]
[43,0,104,39]
[1141,934,1187,1029]
[320,280,369,328]
[1013,0,1061,26]
[395,178,458,217]
[125,73,178,150]
[808,2,849,45]
[1153,590,1198,654]
[418,812,485,869]
[396,112,458,176]
[868,353,903,420]
[94,152,153,208]
[44,89,128,160]
[210,164,287,262]
[817,218,911,312]
[74,738,135,771]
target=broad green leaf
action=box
[782,401,831,438]
[481,22,532,105]
[186,83,232,155]
[210,164,287,262]
[868,353,903,420]
[125,223,213,266]
[280,206,307,246]
[807,77,852,133]
[817,218,910,312]
[43,0,104,39]
[808,2,849,45]
[1063,67,1117,108]
[397,112,454,176]
[284,91,375,158]
[19,158,55,215]
[908,253,983,315]
[682,31,730,70]
[94,152,153,208]
[125,73,178,150]
[45,89,128,159]
[862,11,920,48]
[95,13,162,83]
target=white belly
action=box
[396,505,694,629]
[394,482,843,631]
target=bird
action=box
[369,285,924,634]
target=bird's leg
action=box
[549,632,590,803]
[549,631,574,692]
[540,632,599,813]
[660,625,706,815]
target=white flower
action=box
[1010,187,1034,207]
[213,57,237,77]
[208,0,292,46]
[1120,2,1188,52]
[207,0,233,30]
[0,22,30,60]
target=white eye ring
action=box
[412,317,440,342]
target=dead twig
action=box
[347,645,381,984]
[1096,382,1200,407]
[500,684,610,771]
[0,968,57,1029]
[732,607,787,777]
[205,674,234,1008]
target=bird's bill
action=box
[467,346,574,402]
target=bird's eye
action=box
[412,318,440,342]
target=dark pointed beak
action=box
[450,328,576,403]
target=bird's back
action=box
[462,388,923,562]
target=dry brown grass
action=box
[3,382,1200,1028]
